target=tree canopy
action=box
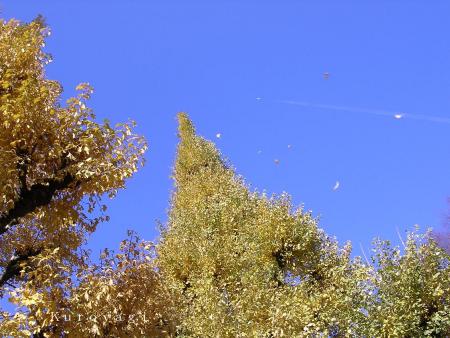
[158,113,369,336]
[0,17,147,336]
[158,114,450,337]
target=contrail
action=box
[273,99,450,125]
[359,242,370,266]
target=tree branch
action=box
[0,172,76,236]
[0,247,43,288]
[16,148,29,193]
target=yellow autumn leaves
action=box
[156,114,449,337]
[0,17,147,337]
[0,17,449,338]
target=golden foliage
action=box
[158,114,449,337]
[158,113,371,337]
[364,231,450,337]
[0,17,449,338]
[0,17,147,337]
[64,233,178,337]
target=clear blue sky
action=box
[2,1,450,258]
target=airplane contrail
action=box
[274,99,450,125]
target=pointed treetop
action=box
[174,113,226,186]
[159,114,371,336]
[177,112,196,140]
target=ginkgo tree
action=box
[0,16,146,336]
[157,114,449,337]
[157,113,371,337]
[8,231,179,337]
[365,231,450,337]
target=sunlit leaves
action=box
[0,15,448,337]
[0,17,146,336]
[365,231,450,337]
[158,114,449,337]
[158,113,370,336]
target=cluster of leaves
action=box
[157,114,450,337]
[63,232,179,337]
[365,233,450,337]
[0,17,449,337]
[2,231,177,337]
[0,17,147,337]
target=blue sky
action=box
[2,1,450,259]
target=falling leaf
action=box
[332,181,340,191]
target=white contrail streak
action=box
[359,242,370,266]
[275,100,450,125]
[395,226,406,249]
